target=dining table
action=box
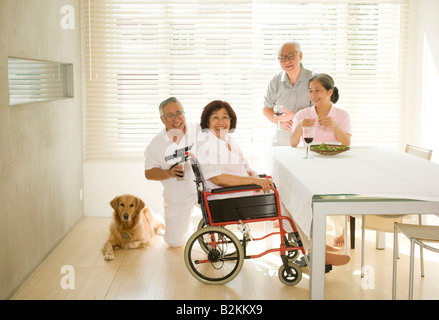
[269,145,439,300]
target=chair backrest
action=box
[405,144,433,161]
[404,145,439,221]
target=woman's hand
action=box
[252,177,275,193]
[320,117,351,146]
[318,116,336,129]
[302,118,316,127]
[290,118,316,147]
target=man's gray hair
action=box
[159,97,182,117]
[278,41,302,54]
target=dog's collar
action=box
[124,233,134,239]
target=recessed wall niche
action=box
[8,57,73,106]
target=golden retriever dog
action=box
[102,194,165,261]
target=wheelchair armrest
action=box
[210,184,262,194]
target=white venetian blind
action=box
[82,0,410,163]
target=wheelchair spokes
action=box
[196,218,250,253]
[184,227,244,285]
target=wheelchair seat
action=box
[208,193,278,223]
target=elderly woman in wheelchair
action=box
[197,100,274,196]
[180,100,349,286]
[178,100,305,285]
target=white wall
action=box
[84,162,164,216]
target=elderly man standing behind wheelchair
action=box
[144,97,200,248]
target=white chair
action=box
[405,144,432,161]
[360,144,433,277]
[392,223,439,299]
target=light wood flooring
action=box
[11,216,439,300]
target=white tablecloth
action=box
[270,146,439,238]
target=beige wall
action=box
[0,0,83,299]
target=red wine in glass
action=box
[302,126,315,159]
[273,105,285,131]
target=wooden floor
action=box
[11,216,439,300]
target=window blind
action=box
[82,0,410,163]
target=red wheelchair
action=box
[166,146,308,285]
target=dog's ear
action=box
[110,196,120,210]
[136,197,145,211]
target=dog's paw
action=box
[155,227,165,236]
[126,243,137,249]
[104,252,114,261]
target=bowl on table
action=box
[310,144,350,155]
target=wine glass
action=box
[302,126,315,159]
[273,105,285,131]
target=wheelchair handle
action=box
[164,145,193,163]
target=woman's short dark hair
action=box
[200,100,237,130]
[309,73,339,104]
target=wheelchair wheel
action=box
[278,262,302,286]
[184,226,244,285]
[286,247,300,262]
[285,234,300,262]
[197,218,250,253]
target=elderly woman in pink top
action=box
[290,73,351,147]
